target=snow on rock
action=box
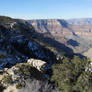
[10,34,46,59]
[10,22,17,29]
[28,41,46,59]
[28,41,38,50]
[10,35,27,44]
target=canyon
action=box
[0,16,92,92]
[28,19,92,37]
[28,19,92,57]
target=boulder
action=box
[27,59,46,71]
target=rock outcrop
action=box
[0,59,46,92]
[27,59,46,71]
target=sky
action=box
[0,0,92,19]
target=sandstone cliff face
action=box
[70,25,92,36]
[67,18,92,36]
[28,19,69,35]
[67,18,92,25]
[28,19,71,45]
[28,19,92,54]
[28,19,92,37]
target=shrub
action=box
[15,64,31,76]
[0,83,5,92]
[16,83,22,89]
[2,74,12,85]
[15,63,44,80]
[19,79,60,92]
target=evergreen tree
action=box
[51,56,92,92]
